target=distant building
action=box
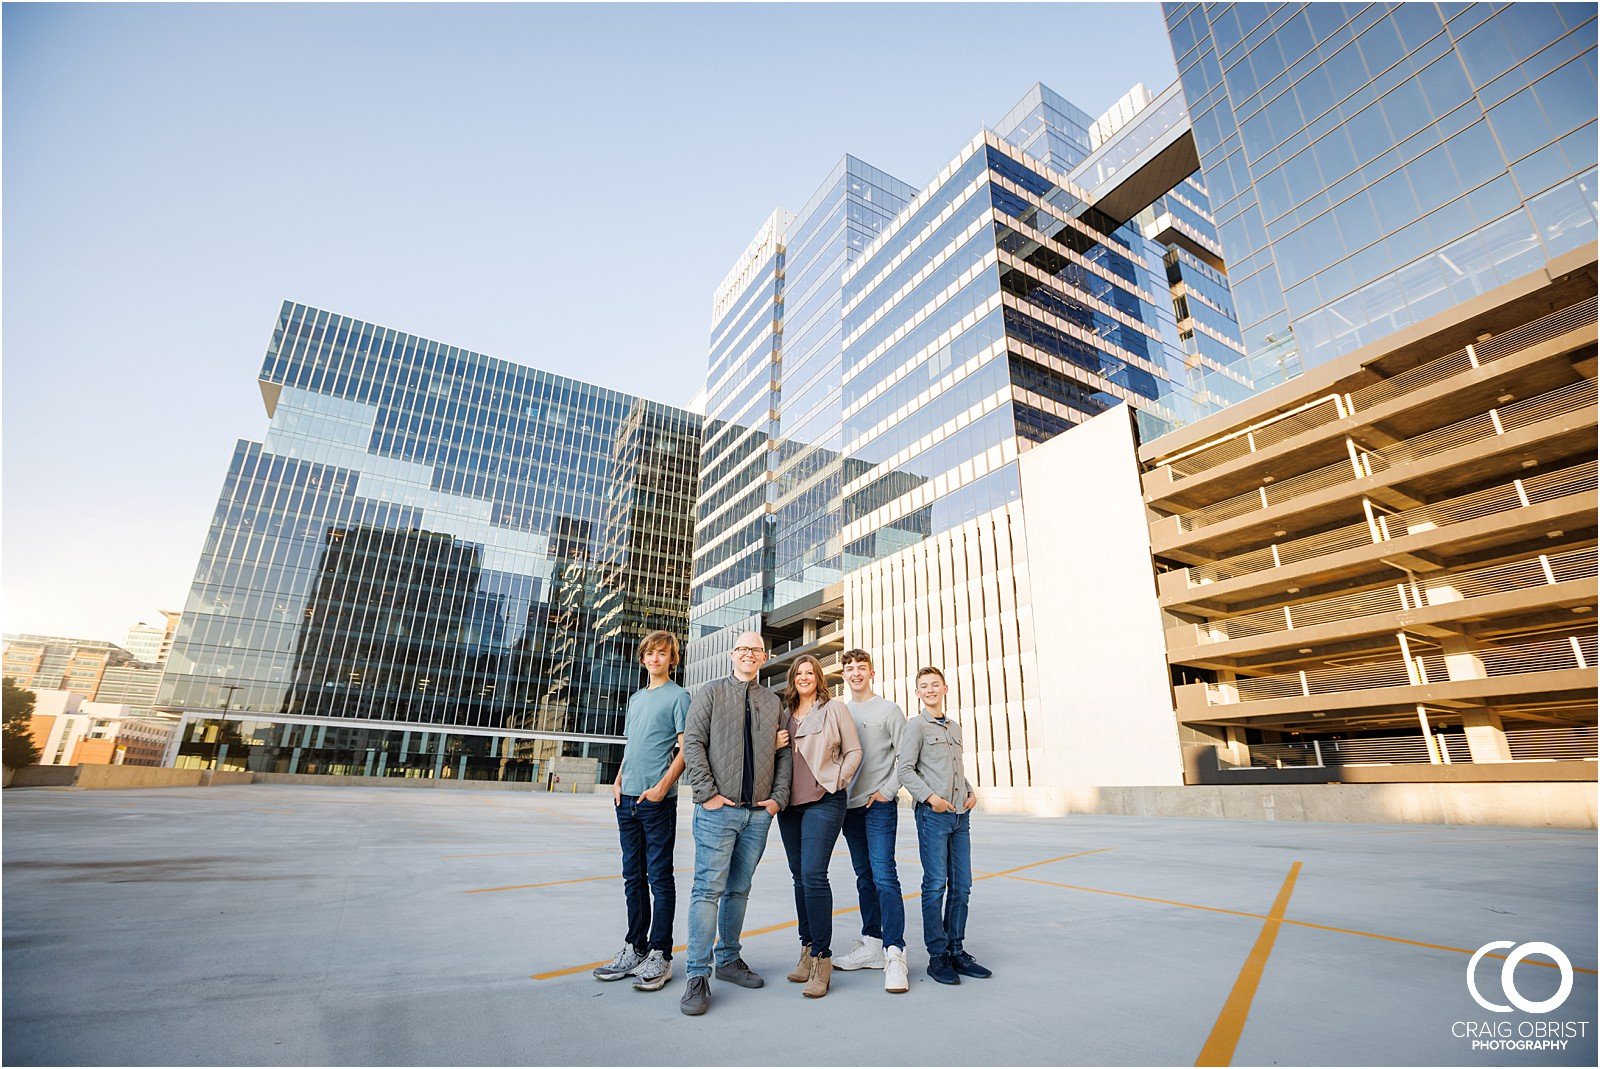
[3,635,136,701]
[3,614,179,717]
[94,663,166,715]
[26,691,176,767]
[122,623,165,665]
[122,611,180,666]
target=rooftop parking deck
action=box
[3,785,1595,1066]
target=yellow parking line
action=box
[472,848,863,895]
[529,847,1110,980]
[1002,873,1597,975]
[532,943,690,981]
[1280,916,1599,974]
[1196,862,1301,1066]
[443,846,613,860]
[1005,874,1270,921]
[468,867,693,894]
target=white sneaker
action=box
[632,949,672,991]
[833,935,885,971]
[885,946,909,993]
[593,944,644,981]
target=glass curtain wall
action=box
[770,157,913,611]
[1164,1,1598,375]
[840,128,1226,572]
[158,303,701,782]
[687,213,789,685]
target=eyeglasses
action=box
[732,646,766,656]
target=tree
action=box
[3,677,41,770]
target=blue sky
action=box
[2,2,1179,642]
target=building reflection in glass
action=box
[159,303,701,783]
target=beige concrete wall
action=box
[74,766,203,789]
[252,773,549,792]
[5,766,256,789]
[7,765,82,788]
[978,781,1599,829]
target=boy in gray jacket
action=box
[898,666,991,986]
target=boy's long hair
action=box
[782,653,833,715]
[638,629,680,668]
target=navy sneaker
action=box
[927,953,961,985]
[951,950,992,978]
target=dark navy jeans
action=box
[615,793,677,956]
[841,798,905,949]
[776,788,848,958]
[913,803,972,958]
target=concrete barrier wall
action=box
[251,773,555,792]
[9,763,1589,826]
[4,765,592,793]
[74,766,203,789]
[978,781,1600,829]
[6,766,257,790]
[7,765,81,788]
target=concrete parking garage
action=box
[3,785,1594,1066]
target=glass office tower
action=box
[695,81,1251,782]
[687,211,791,685]
[157,302,700,782]
[1164,1,1598,379]
[839,111,1239,573]
[770,159,915,610]
[688,163,915,687]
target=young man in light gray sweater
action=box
[832,648,910,993]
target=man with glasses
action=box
[679,631,791,1017]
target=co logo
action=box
[1468,941,1574,1013]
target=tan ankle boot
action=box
[787,947,815,983]
[804,955,832,998]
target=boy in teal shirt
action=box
[594,630,690,991]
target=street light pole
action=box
[214,683,242,774]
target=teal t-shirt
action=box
[618,681,690,797]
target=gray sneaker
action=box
[592,945,644,981]
[679,975,711,1015]
[632,949,672,991]
[714,957,765,988]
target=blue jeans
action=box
[776,789,847,958]
[615,793,677,956]
[842,798,904,949]
[913,803,972,958]
[686,803,773,979]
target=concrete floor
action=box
[2,785,1595,1067]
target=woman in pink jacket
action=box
[777,653,862,998]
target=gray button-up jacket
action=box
[897,710,974,810]
[683,675,791,808]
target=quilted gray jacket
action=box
[683,676,791,808]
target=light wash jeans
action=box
[686,803,773,979]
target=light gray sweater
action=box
[845,694,907,809]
